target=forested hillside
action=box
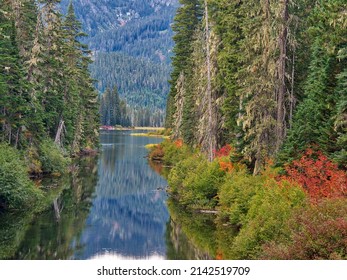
[59,0,179,126]
[0,0,99,210]
[166,0,347,174]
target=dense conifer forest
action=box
[166,0,347,174]
[59,0,179,127]
[146,0,347,259]
[0,0,99,210]
[1,0,347,261]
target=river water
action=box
[0,131,228,260]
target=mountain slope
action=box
[59,0,179,125]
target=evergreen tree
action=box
[333,47,347,167]
[279,0,347,166]
[280,39,332,162]
[0,3,29,148]
[166,0,203,128]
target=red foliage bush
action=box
[262,199,347,260]
[283,149,347,202]
[214,144,233,158]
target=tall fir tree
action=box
[166,0,203,129]
[0,3,30,148]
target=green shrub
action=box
[161,139,192,166]
[0,143,42,210]
[168,153,204,197]
[229,178,307,259]
[25,145,42,175]
[39,139,69,174]
[218,170,263,226]
[168,154,226,209]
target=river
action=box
[0,131,234,260]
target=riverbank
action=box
[0,156,98,259]
[0,140,98,213]
[1,130,169,260]
[131,133,169,139]
[148,140,347,260]
[100,126,165,131]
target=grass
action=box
[134,127,165,130]
[145,143,159,149]
[131,133,170,139]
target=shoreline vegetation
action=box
[147,139,347,260]
[100,125,166,131]
[159,0,347,260]
[100,125,169,138]
[1,2,99,213]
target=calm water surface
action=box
[76,131,169,259]
[0,131,224,260]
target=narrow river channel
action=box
[0,131,226,260]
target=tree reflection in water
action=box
[165,199,239,260]
[0,131,238,260]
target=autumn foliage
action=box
[262,199,347,260]
[219,161,234,173]
[174,139,184,148]
[214,145,235,173]
[214,144,233,158]
[283,149,347,202]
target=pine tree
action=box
[0,3,30,148]
[166,0,203,128]
[279,0,347,165]
[332,46,347,168]
[279,39,332,162]
[10,0,37,60]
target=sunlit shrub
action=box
[182,159,226,208]
[229,176,307,259]
[262,199,347,260]
[168,153,226,209]
[0,143,42,210]
[160,139,192,166]
[218,170,263,226]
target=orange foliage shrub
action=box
[215,251,224,260]
[283,149,347,202]
[214,145,233,173]
[219,161,234,173]
[174,139,183,148]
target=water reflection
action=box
[0,131,238,260]
[74,131,169,259]
[2,157,98,260]
[165,199,239,260]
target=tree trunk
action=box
[14,127,21,149]
[205,0,214,162]
[53,198,61,221]
[55,118,65,147]
[276,0,289,151]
